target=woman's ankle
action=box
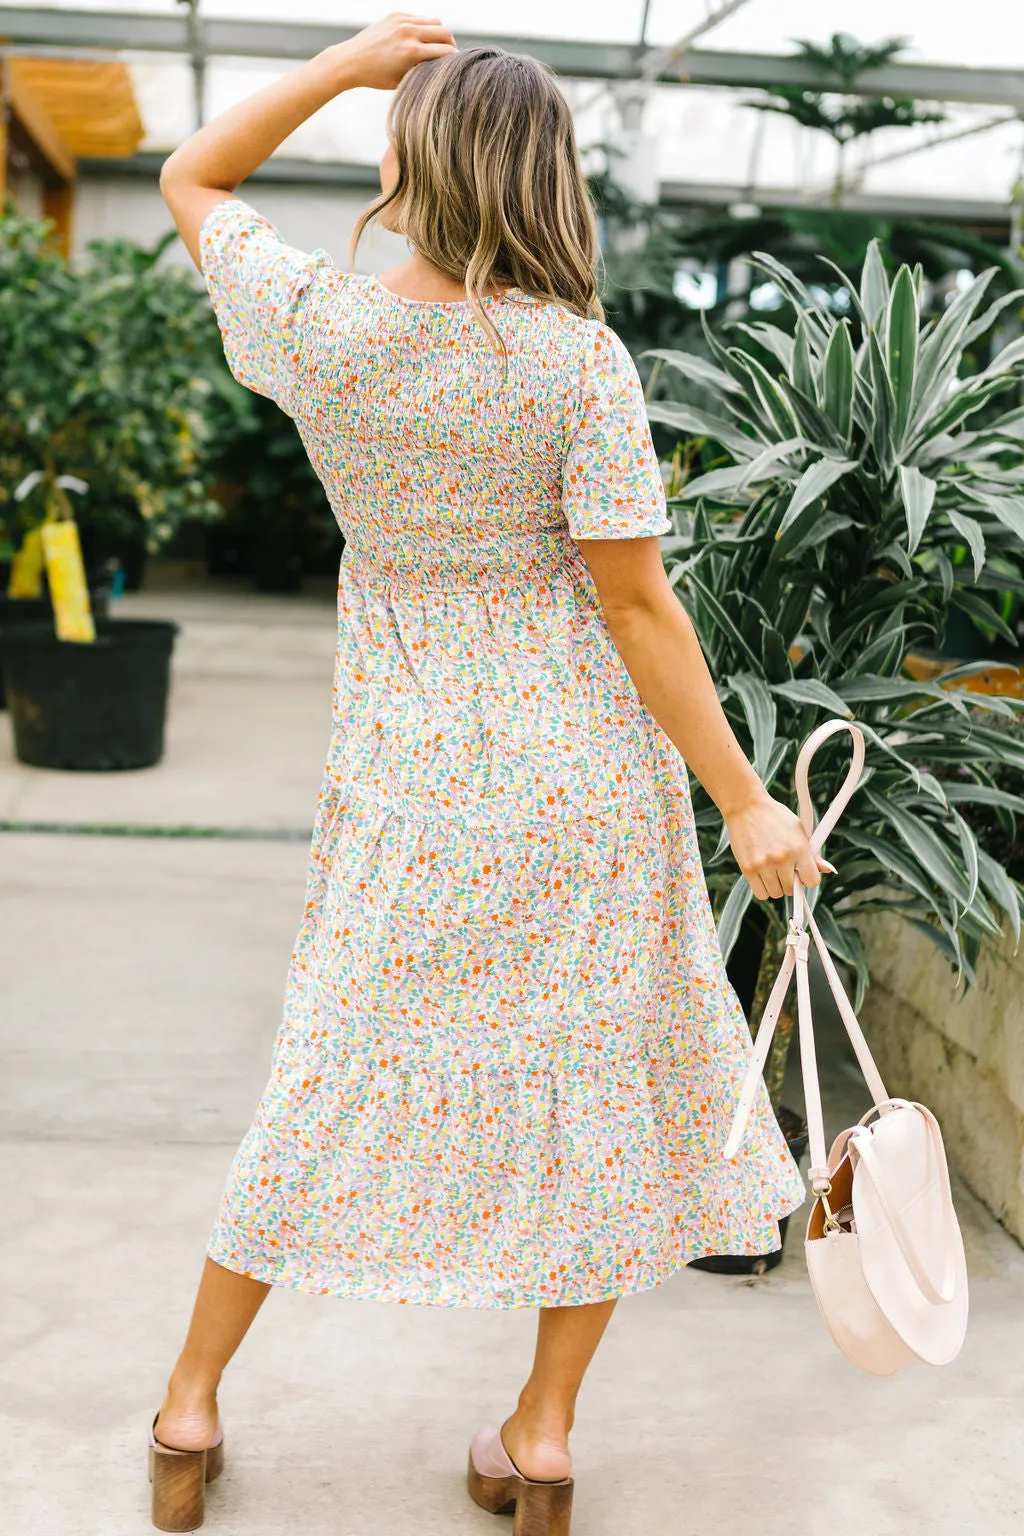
[513,1386,574,1441]
[165,1362,220,1411]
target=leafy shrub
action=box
[648,242,1024,1000]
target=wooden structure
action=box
[0,55,143,252]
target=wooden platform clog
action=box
[148,1416,225,1532]
[467,1426,574,1536]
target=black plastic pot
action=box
[2,619,178,770]
[0,597,55,711]
[688,1105,810,1277]
[0,589,110,709]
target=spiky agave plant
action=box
[646,243,1024,1095]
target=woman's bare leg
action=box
[154,1257,271,1450]
[500,1299,617,1482]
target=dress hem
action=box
[206,1189,806,1310]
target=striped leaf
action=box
[821,320,855,443]
[685,570,762,670]
[887,267,919,450]
[776,457,857,536]
[790,316,816,400]
[732,321,795,373]
[950,808,980,913]
[980,333,1024,380]
[977,845,1023,946]
[679,465,752,501]
[646,402,759,459]
[949,588,1018,647]
[735,437,808,493]
[642,348,744,395]
[726,671,778,781]
[897,465,937,555]
[911,268,995,427]
[734,353,803,441]
[866,329,896,471]
[941,782,1024,814]
[844,827,954,921]
[965,489,1024,541]
[943,508,986,582]
[866,791,972,909]
[770,677,854,716]
[716,874,754,964]
[860,239,890,328]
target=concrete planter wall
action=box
[857,913,1024,1244]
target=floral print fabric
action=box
[199,197,805,1307]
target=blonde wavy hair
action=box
[350,47,604,352]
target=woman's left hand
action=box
[725,791,832,901]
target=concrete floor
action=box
[0,586,337,832]
[2,581,1023,1536]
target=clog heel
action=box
[148,1416,225,1532]
[467,1426,574,1536]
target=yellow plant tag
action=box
[8,526,46,599]
[41,521,96,643]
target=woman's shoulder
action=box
[508,298,628,369]
[535,308,637,391]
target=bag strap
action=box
[848,1105,959,1305]
[723,719,891,1194]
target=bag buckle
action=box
[785,920,810,960]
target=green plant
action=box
[588,171,1022,377]
[749,34,945,205]
[646,243,1024,1091]
[0,208,222,565]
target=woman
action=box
[156,14,818,1533]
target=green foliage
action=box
[750,34,945,148]
[0,208,222,557]
[649,243,1024,999]
[591,33,1018,360]
[596,189,1021,370]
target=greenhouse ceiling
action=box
[3,0,1024,223]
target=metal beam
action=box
[0,10,640,74]
[78,151,382,189]
[681,50,1024,108]
[78,152,1013,229]
[5,8,1024,105]
[660,179,1012,229]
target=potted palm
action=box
[0,209,221,767]
[646,242,1024,1267]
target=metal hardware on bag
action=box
[819,1189,844,1235]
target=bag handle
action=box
[723,719,891,1193]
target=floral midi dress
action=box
[199,197,805,1309]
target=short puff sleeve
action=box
[198,197,332,418]
[561,324,670,539]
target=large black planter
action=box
[688,1105,810,1277]
[0,590,110,710]
[2,619,178,770]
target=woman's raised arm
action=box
[160,12,456,268]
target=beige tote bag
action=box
[724,719,969,1375]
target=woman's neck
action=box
[376,252,508,303]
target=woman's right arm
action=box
[576,535,825,901]
[160,13,455,268]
